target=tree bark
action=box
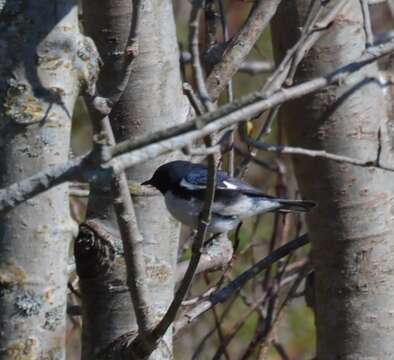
[78,0,188,358]
[271,1,394,359]
[0,1,95,358]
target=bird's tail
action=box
[277,199,317,213]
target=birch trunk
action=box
[77,0,188,358]
[271,1,394,358]
[0,1,94,358]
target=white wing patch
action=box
[180,178,238,190]
[180,178,204,190]
[223,181,238,190]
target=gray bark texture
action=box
[77,0,188,358]
[0,1,95,359]
[271,1,394,359]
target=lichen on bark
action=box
[0,1,99,358]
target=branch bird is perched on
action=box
[142,161,316,233]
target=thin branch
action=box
[111,169,152,331]
[238,60,275,75]
[272,341,290,360]
[190,294,239,358]
[360,0,374,48]
[211,294,268,360]
[180,51,275,74]
[116,2,220,356]
[209,283,231,360]
[206,0,283,100]
[217,0,235,176]
[181,287,217,307]
[259,105,280,138]
[173,234,310,333]
[234,146,279,173]
[263,0,323,93]
[234,106,280,178]
[1,37,394,212]
[69,181,159,198]
[112,0,349,166]
[208,263,306,358]
[189,0,215,112]
[86,0,153,334]
[110,39,394,173]
[175,234,233,284]
[0,156,88,213]
[264,0,349,92]
[286,0,350,86]
[256,265,312,359]
[204,0,218,50]
[122,139,217,358]
[104,0,142,104]
[243,137,393,171]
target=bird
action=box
[142,160,316,233]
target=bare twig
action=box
[216,0,235,176]
[190,294,239,358]
[86,0,153,334]
[263,0,323,93]
[69,181,159,198]
[116,3,220,356]
[1,38,394,212]
[211,294,268,360]
[122,137,217,358]
[181,287,217,307]
[110,40,394,173]
[204,0,218,50]
[286,0,350,85]
[111,169,152,331]
[256,264,312,359]
[181,51,274,74]
[206,0,283,100]
[259,105,280,138]
[264,0,349,92]
[360,0,374,47]
[175,234,233,284]
[234,106,280,178]
[243,137,391,171]
[272,341,290,360]
[173,234,310,333]
[189,0,215,112]
[208,274,231,360]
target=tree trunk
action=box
[271,1,394,359]
[0,1,94,358]
[77,0,188,358]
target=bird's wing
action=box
[180,164,265,196]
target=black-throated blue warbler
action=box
[142,160,316,233]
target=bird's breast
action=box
[164,191,202,228]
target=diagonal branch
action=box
[85,0,154,334]
[263,0,349,93]
[242,131,389,171]
[173,234,310,334]
[121,3,220,355]
[110,38,394,172]
[206,0,283,101]
[181,51,275,74]
[175,234,233,284]
[1,37,394,213]
[360,0,374,48]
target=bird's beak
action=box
[141,179,152,186]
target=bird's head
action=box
[141,160,192,194]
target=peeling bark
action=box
[271,1,394,359]
[0,1,96,359]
